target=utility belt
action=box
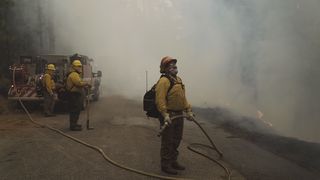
[65,91,82,101]
[68,91,82,95]
[167,110,183,116]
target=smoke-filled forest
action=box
[1,1,320,179]
[0,0,54,94]
[1,0,320,143]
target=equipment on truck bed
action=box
[8,54,102,108]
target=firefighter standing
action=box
[155,56,195,175]
[43,64,56,117]
[66,60,91,131]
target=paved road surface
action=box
[0,96,318,180]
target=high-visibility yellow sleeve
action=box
[155,77,171,117]
[184,88,192,112]
[44,74,53,94]
[69,72,86,87]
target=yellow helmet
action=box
[47,64,56,71]
[72,60,82,67]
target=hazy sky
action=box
[46,0,320,142]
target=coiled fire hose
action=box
[159,115,231,180]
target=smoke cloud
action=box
[46,0,320,142]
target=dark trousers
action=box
[43,91,55,115]
[68,92,83,128]
[160,111,184,168]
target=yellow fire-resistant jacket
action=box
[43,71,55,95]
[155,75,191,117]
[66,70,87,93]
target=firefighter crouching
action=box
[66,60,91,131]
[155,56,195,175]
[43,64,56,117]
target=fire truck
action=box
[8,54,102,107]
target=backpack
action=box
[143,75,174,118]
[36,74,45,96]
[57,72,73,101]
[39,73,52,94]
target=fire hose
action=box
[17,97,193,180]
[18,97,232,179]
[15,70,231,179]
[159,115,231,180]
[13,67,190,180]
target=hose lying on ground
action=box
[159,116,231,180]
[18,93,231,180]
[18,98,190,180]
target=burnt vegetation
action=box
[195,107,320,174]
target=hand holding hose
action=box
[157,114,171,137]
[85,82,92,89]
[158,114,186,137]
[163,113,171,124]
[186,111,195,121]
[157,113,228,178]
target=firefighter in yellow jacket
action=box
[66,60,91,131]
[42,64,56,117]
[155,56,195,175]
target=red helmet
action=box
[160,56,177,73]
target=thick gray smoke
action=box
[47,0,320,142]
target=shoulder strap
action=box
[176,76,185,90]
[66,71,76,91]
[42,73,48,86]
[160,75,175,94]
[67,71,77,77]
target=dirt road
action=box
[0,96,319,180]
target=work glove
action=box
[186,111,195,121]
[54,93,58,99]
[84,84,92,91]
[163,113,172,125]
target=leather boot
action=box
[70,125,82,131]
[161,166,178,175]
[69,113,82,131]
[172,161,186,170]
[44,113,56,117]
[69,114,75,129]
